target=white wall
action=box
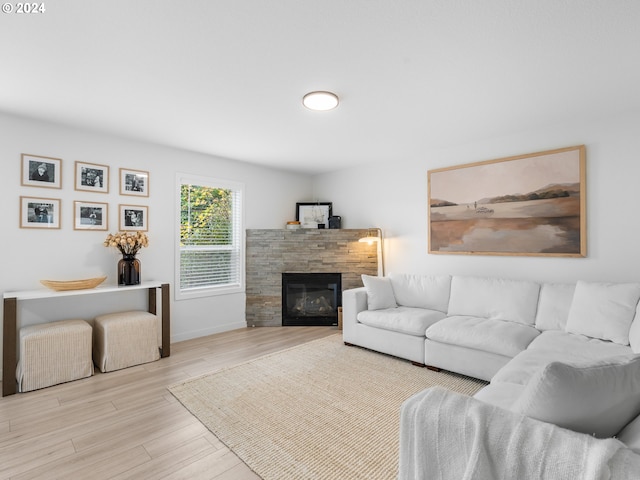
[312,110,640,284]
[0,112,313,369]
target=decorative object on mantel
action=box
[286,221,301,230]
[295,202,332,229]
[104,231,149,286]
[359,227,385,276]
[40,276,107,291]
[328,216,341,229]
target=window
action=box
[176,174,244,299]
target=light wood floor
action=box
[0,326,338,480]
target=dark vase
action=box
[118,254,141,286]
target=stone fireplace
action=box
[245,229,377,327]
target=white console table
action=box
[3,282,170,397]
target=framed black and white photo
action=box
[20,196,61,229]
[295,202,333,228]
[75,161,109,193]
[21,154,62,189]
[74,201,108,231]
[120,168,149,197]
[119,204,148,231]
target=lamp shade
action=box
[359,231,380,245]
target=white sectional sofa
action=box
[342,273,640,477]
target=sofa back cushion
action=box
[630,303,640,354]
[361,275,397,310]
[447,276,540,325]
[511,355,640,438]
[534,283,576,331]
[565,281,640,345]
[389,273,451,312]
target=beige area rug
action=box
[169,334,487,480]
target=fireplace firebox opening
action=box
[282,273,342,326]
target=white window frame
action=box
[175,173,245,300]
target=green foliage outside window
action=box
[180,184,232,246]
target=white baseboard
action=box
[170,320,248,343]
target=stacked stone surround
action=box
[246,229,378,327]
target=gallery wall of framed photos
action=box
[19,153,150,232]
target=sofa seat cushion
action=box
[425,315,540,358]
[529,329,634,356]
[357,307,447,337]
[473,382,525,410]
[492,330,633,385]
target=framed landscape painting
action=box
[428,145,586,257]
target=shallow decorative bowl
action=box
[40,276,107,291]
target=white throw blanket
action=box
[398,387,640,480]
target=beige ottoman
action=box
[93,310,160,372]
[17,319,93,393]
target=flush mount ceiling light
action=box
[302,91,339,111]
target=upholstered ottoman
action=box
[17,319,94,392]
[93,310,160,372]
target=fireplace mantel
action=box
[245,229,378,327]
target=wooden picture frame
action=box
[119,204,148,231]
[74,200,108,231]
[296,202,333,228]
[20,196,61,229]
[74,161,109,193]
[428,145,586,257]
[21,154,62,189]
[120,168,149,197]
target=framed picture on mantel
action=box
[296,202,332,229]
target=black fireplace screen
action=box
[282,273,342,326]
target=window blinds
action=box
[179,182,243,292]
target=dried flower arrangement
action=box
[104,231,149,255]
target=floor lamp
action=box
[359,228,385,277]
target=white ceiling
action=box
[1,0,639,174]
